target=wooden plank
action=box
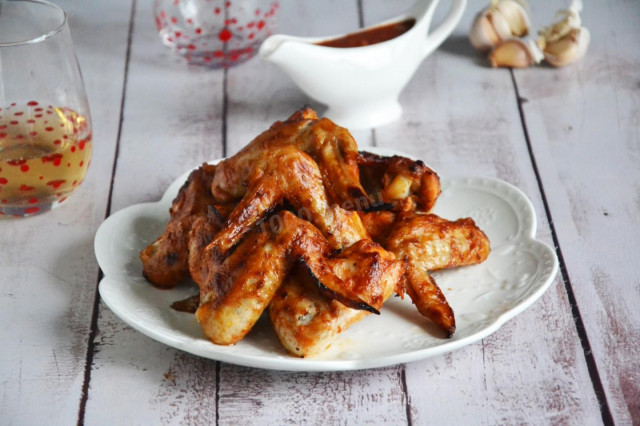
[0,0,132,423]
[82,0,225,424]
[218,365,407,425]
[368,0,603,423]
[514,0,640,423]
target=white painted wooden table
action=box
[1,0,638,424]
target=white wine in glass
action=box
[0,0,92,217]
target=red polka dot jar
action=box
[154,0,279,68]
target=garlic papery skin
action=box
[489,38,543,68]
[537,0,589,67]
[470,0,531,52]
[540,27,590,67]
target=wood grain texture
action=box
[0,0,131,423]
[218,365,407,425]
[83,0,224,424]
[515,0,640,423]
[105,2,225,212]
[367,0,603,423]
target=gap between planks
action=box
[214,68,228,426]
[508,69,615,426]
[76,1,137,425]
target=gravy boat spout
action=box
[259,0,466,129]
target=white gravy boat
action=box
[259,0,466,129]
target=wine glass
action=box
[0,0,92,217]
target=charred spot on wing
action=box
[165,252,179,266]
[349,187,369,204]
[410,160,425,173]
[300,261,380,315]
[170,294,200,313]
[208,205,225,223]
[446,325,456,338]
[357,150,386,163]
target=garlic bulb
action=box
[470,0,531,51]
[489,38,543,68]
[537,0,590,67]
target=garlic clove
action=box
[470,10,503,51]
[489,38,543,68]
[495,0,530,37]
[542,27,590,67]
[470,9,513,51]
[470,0,531,52]
[537,0,590,67]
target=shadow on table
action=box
[439,34,489,67]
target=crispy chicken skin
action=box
[357,210,397,242]
[140,163,220,287]
[271,211,491,340]
[384,213,491,272]
[269,240,404,357]
[209,145,368,255]
[384,213,491,335]
[357,151,441,212]
[195,211,403,345]
[211,107,368,207]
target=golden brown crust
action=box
[211,107,367,207]
[358,151,441,212]
[195,211,403,345]
[270,270,371,358]
[209,145,369,255]
[384,213,491,272]
[383,212,491,334]
[140,163,220,287]
[269,240,404,357]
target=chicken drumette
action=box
[140,163,222,287]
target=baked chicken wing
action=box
[140,163,221,287]
[211,107,369,207]
[358,151,441,212]
[194,211,403,345]
[384,213,491,272]
[384,212,491,335]
[270,240,404,357]
[209,145,368,255]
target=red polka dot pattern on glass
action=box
[0,102,92,217]
[153,0,279,68]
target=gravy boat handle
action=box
[423,0,467,57]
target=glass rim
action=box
[0,0,67,47]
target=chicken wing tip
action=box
[286,105,318,122]
[301,261,380,315]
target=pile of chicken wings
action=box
[140,107,490,357]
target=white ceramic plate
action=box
[95,148,558,371]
